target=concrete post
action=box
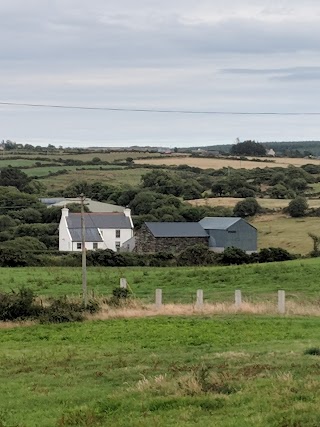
[155,289,162,308]
[278,290,286,314]
[120,278,127,289]
[196,290,204,309]
[235,290,242,308]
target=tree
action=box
[287,197,308,218]
[0,167,31,191]
[269,184,290,199]
[308,233,320,257]
[233,198,260,217]
[230,140,266,156]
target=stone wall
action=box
[135,225,209,253]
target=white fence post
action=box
[155,289,162,308]
[278,290,286,314]
[235,290,242,308]
[120,278,127,289]
[196,290,204,309]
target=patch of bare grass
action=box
[87,300,320,320]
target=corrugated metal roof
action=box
[67,213,132,229]
[69,228,103,242]
[41,197,125,212]
[199,217,242,230]
[145,222,208,238]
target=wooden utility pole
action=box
[80,193,88,306]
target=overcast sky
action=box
[1,0,320,147]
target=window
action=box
[77,243,82,250]
[115,241,121,252]
[115,229,121,238]
[93,242,98,250]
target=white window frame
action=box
[77,242,82,250]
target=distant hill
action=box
[190,141,320,156]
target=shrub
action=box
[177,244,216,266]
[149,251,176,267]
[0,288,41,321]
[258,247,295,263]
[233,197,261,217]
[287,196,308,218]
[40,298,100,323]
[219,247,250,265]
[304,347,320,356]
[107,288,132,307]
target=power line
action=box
[1,101,320,116]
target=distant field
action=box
[23,165,124,177]
[1,258,320,301]
[40,167,148,190]
[136,156,320,169]
[189,197,320,210]
[0,158,58,168]
[252,215,320,254]
[1,316,320,426]
[7,151,163,162]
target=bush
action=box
[219,247,250,265]
[233,198,261,217]
[107,288,132,307]
[177,244,216,266]
[304,347,320,356]
[0,288,100,323]
[287,196,308,218]
[0,288,41,321]
[258,247,296,263]
[149,251,176,267]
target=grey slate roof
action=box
[145,222,208,238]
[67,213,131,229]
[199,217,242,230]
[66,213,131,242]
[69,228,103,242]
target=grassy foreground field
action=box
[1,258,320,303]
[0,316,320,426]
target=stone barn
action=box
[199,217,257,253]
[135,222,209,254]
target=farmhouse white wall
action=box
[99,228,133,252]
[58,207,134,252]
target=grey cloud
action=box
[222,67,320,81]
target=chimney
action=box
[61,206,69,218]
[124,207,131,218]
[124,207,133,229]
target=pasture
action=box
[135,156,320,169]
[40,168,149,190]
[0,316,320,426]
[1,258,320,302]
[189,197,320,210]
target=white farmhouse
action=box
[59,207,134,252]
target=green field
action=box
[0,316,320,426]
[0,158,59,168]
[1,258,320,303]
[4,151,162,162]
[40,168,149,190]
[22,165,125,177]
[252,215,320,255]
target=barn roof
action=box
[199,217,256,230]
[145,222,208,238]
